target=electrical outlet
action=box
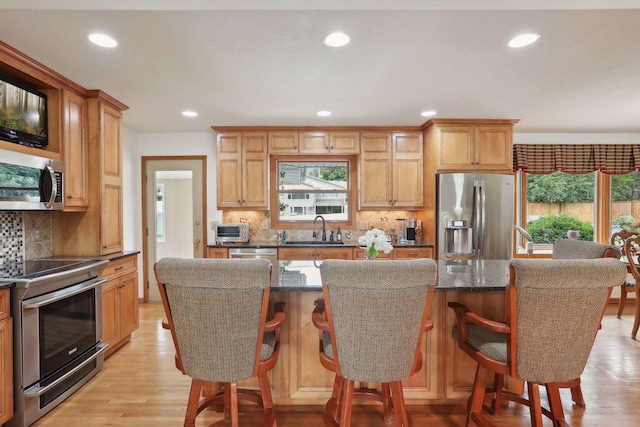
[262,220,269,230]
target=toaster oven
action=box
[214,223,250,243]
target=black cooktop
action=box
[0,258,99,280]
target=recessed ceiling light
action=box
[182,111,198,117]
[508,33,540,48]
[88,33,118,48]
[421,110,437,117]
[323,32,350,47]
[317,111,332,117]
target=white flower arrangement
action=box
[358,228,393,260]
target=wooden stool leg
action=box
[390,381,410,427]
[340,379,355,427]
[632,291,640,339]
[617,286,628,318]
[546,383,567,426]
[467,364,488,427]
[381,383,393,423]
[229,382,239,427]
[569,378,585,406]
[491,373,505,414]
[527,382,543,427]
[184,379,202,427]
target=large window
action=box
[517,171,596,251]
[270,157,356,230]
[611,171,640,235]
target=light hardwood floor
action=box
[34,302,640,427]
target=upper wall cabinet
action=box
[217,131,269,210]
[62,89,89,210]
[425,119,518,173]
[268,131,360,154]
[359,131,423,210]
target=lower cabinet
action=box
[0,288,13,424]
[102,254,139,358]
[206,247,229,258]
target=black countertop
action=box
[271,258,510,292]
[209,241,433,249]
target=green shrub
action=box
[612,215,636,230]
[527,214,594,244]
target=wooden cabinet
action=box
[299,131,360,154]
[0,289,13,425]
[217,132,269,209]
[427,120,516,173]
[278,246,354,260]
[62,90,89,210]
[52,91,128,257]
[393,246,433,259]
[269,131,360,154]
[102,254,139,358]
[206,247,229,258]
[359,131,423,209]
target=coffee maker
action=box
[406,218,417,242]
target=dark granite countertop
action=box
[435,259,510,292]
[208,241,433,249]
[99,250,141,262]
[271,258,510,292]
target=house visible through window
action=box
[271,158,355,229]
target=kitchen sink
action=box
[284,240,345,245]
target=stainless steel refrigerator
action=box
[437,173,514,260]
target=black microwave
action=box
[214,223,250,243]
[0,148,64,210]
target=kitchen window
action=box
[270,157,356,230]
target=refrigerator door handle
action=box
[472,179,485,257]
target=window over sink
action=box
[270,157,356,230]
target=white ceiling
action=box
[0,1,639,134]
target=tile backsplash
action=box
[0,211,52,265]
[222,210,419,244]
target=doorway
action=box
[142,157,207,302]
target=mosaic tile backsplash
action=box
[0,211,52,266]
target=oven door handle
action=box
[24,342,108,398]
[23,278,106,309]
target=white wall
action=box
[122,128,220,296]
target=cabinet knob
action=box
[67,195,73,199]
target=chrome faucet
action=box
[313,215,327,242]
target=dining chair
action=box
[551,238,621,406]
[154,257,285,427]
[312,258,437,427]
[610,229,638,319]
[623,234,640,339]
[449,258,627,427]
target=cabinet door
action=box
[474,125,513,172]
[217,132,243,209]
[329,131,360,154]
[268,131,298,154]
[359,132,393,209]
[242,132,269,209]
[299,131,329,154]
[436,125,475,172]
[101,104,124,255]
[101,277,120,350]
[392,132,423,209]
[207,247,229,258]
[278,247,317,260]
[0,316,12,424]
[119,271,139,337]
[62,90,89,209]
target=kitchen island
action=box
[266,258,514,405]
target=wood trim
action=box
[212,125,422,132]
[140,155,208,302]
[269,155,356,231]
[421,118,520,129]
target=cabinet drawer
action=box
[393,247,433,259]
[102,255,137,278]
[0,289,9,320]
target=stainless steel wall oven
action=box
[5,258,109,427]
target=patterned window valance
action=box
[513,144,640,175]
